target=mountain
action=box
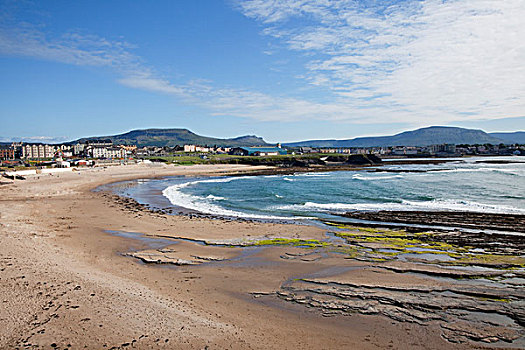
[74,128,270,147]
[489,132,525,144]
[284,126,509,148]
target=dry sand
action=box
[0,163,488,349]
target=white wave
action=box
[283,177,295,182]
[162,178,301,220]
[400,199,525,214]
[206,194,225,200]
[275,199,525,215]
[438,167,502,174]
[186,177,242,185]
[294,172,332,177]
[374,167,524,176]
[275,194,284,198]
[352,174,404,181]
[488,168,524,176]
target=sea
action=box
[110,156,525,223]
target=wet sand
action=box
[1,163,522,349]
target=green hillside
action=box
[75,128,270,147]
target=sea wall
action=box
[5,167,75,176]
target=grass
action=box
[144,152,356,166]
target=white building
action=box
[107,147,126,159]
[183,145,196,152]
[89,146,126,159]
[22,144,56,159]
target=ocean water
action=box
[116,157,525,221]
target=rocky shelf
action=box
[337,210,525,234]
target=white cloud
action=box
[0,25,137,69]
[118,75,185,96]
[0,18,366,123]
[0,13,192,96]
[239,0,525,125]
[0,135,69,144]
[1,1,524,127]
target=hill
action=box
[284,126,508,148]
[489,132,525,144]
[74,128,270,147]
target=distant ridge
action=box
[488,132,525,144]
[4,126,524,148]
[73,128,270,147]
[284,126,518,148]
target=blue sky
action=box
[1,0,524,143]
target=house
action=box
[56,160,70,168]
[183,145,196,152]
[229,147,287,156]
[135,147,150,157]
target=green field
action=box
[146,152,354,166]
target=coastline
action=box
[0,163,365,349]
[1,163,523,349]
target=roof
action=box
[238,147,287,155]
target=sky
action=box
[1,0,524,143]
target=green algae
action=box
[327,223,415,236]
[223,224,525,271]
[477,297,511,303]
[449,254,525,268]
[328,225,525,269]
[332,226,471,255]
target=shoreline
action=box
[103,162,525,235]
[105,174,525,238]
[1,163,524,348]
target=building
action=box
[120,145,137,153]
[135,147,150,157]
[73,143,86,156]
[229,147,287,156]
[106,146,126,159]
[183,145,196,152]
[73,159,94,166]
[89,146,108,159]
[430,144,456,154]
[89,146,126,159]
[0,145,15,160]
[22,143,56,159]
[86,139,113,147]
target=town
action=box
[0,139,523,170]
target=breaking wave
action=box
[275,199,525,215]
[162,177,302,220]
[352,174,404,181]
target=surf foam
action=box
[162,177,302,220]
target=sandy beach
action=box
[1,163,522,349]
